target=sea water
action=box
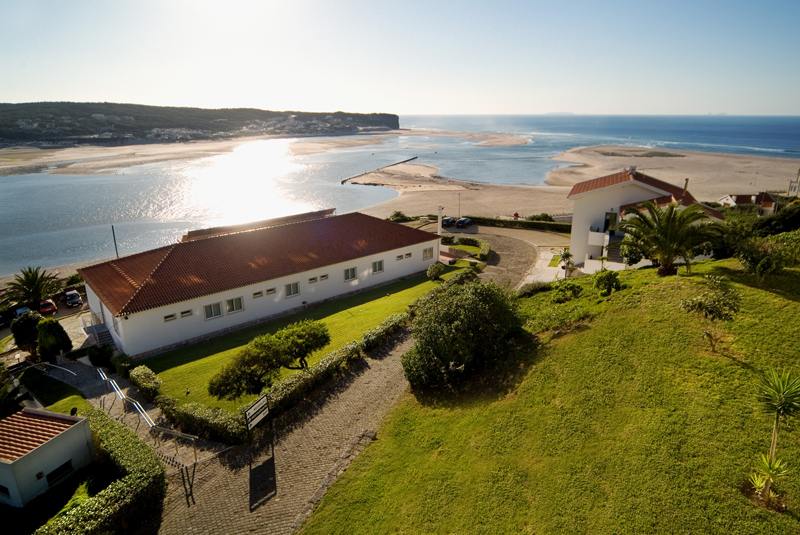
[1,115,798,276]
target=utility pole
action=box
[457,192,461,219]
[111,225,119,259]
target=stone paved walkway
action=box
[136,334,413,535]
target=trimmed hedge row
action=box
[129,365,163,402]
[465,215,571,233]
[441,235,492,260]
[155,395,248,445]
[35,408,166,535]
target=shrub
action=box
[457,236,492,260]
[361,313,408,351]
[517,281,552,298]
[388,210,413,223]
[441,235,455,245]
[402,280,522,389]
[593,270,621,297]
[11,311,43,361]
[427,263,445,281]
[155,395,248,444]
[619,235,645,266]
[753,203,800,237]
[65,273,85,286]
[37,318,73,363]
[110,353,134,378]
[526,213,555,222]
[87,343,114,369]
[551,280,583,304]
[737,237,794,283]
[35,408,166,535]
[129,365,162,402]
[680,275,741,352]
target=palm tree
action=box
[755,368,800,463]
[2,267,62,308]
[614,201,721,277]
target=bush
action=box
[402,280,522,389]
[155,395,248,444]
[427,263,445,281]
[526,213,555,222]
[361,314,408,351]
[37,318,73,363]
[35,408,166,535]
[551,280,583,304]
[464,215,571,233]
[110,353,134,378]
[388,210,413,223]
[11,311,43,361]
[441,235,455,245]
[737,237,794,282]
[456,236,491,260]
[593,270,621,297]
[517,281,552,298]
[87,343,114,369]
[65,273,84,286]
[129,365,162,402]
[753,203,800,236]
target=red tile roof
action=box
[728,192,776,205]
[0,409,80,462]
[568,168,722,220]
[181,208,336,242]
[79,213,437,317]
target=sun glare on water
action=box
[186,139,313,226]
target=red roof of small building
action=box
[78,212,437,317]
[728,192,776,205]
[568,168,723,220]
[0,409,80,462]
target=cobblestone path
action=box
[137,334,413,535]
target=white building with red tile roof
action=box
[0,409,94,508]
[78,212,440,357]
[717,192,777,214]
[567,168,723,273]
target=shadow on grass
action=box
[706,265,800,303]
[411,331,543,410]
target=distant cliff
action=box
[0,102,400,144]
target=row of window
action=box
[163,248,434,323]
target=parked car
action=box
[456,217,473,228]
[15,307,30,318]
[65,289,83,308]
[39,299,58,315]
[441,216,456,228]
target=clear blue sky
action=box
[1,0,798,115]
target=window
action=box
[309,277,318,283]
[423,247,434,260]
[163,314,176,322]
[226,297,243,313]
[181,310,193,318]
[285,282,299,297]
[344,267,357,281]
[204,303,222,319]
[320,274,329,281]
[405,253,412,258]
[266,287,276,295]
[253,291,263,299]
[396,255,403,261]
[372,260,384,274]
[46,460,73,486]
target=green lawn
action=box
[148,262,470,412]
[300,261,800,534]
[18,367,93,415]
[450,243,481,256]
[547,254,560,267]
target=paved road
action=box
[137,335,413,535]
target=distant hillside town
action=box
[0,102,400,146]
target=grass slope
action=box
[300,261,800,534]
[18,367,92,414]
[148,264,468,411]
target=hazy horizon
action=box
[2,1,799,116]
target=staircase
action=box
[606,235,625,264]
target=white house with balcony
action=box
[568,167,723,273]
[78,211,440,357]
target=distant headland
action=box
[0,102,400,146]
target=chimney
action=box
[682,178,689,198]
[629,165,636,174]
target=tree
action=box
[593,270,621,297]
[754,454,789,505]
[755,368,800,464]
[558,248,574,278]
[401,280,521,389]
[37,318,73,363]
[679,275,740,352]
[273,320,331,369]
[614,201,721,277]
[11,311,44,361]
[737,237,794,284]
[208,320,331,400]
[2,267,61,308]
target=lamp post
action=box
[457,192,461,219]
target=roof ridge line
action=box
[109,262,140,290]
[117,243,178,316]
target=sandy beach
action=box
[547,145,800,201]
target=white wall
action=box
[0,417,94,508]
[98,239,439,356]
[570,182,666,265]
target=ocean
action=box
[1,115,799,277]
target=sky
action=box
[1,0,799,115]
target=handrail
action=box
[97,368,108,381]
[40,362,77,377]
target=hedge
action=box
[454,236,492,260]
[155,395,248,445]
[465,215,571,233]
[35,409,166,535]
[129,365,162,402]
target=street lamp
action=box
[457,192,461,219]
